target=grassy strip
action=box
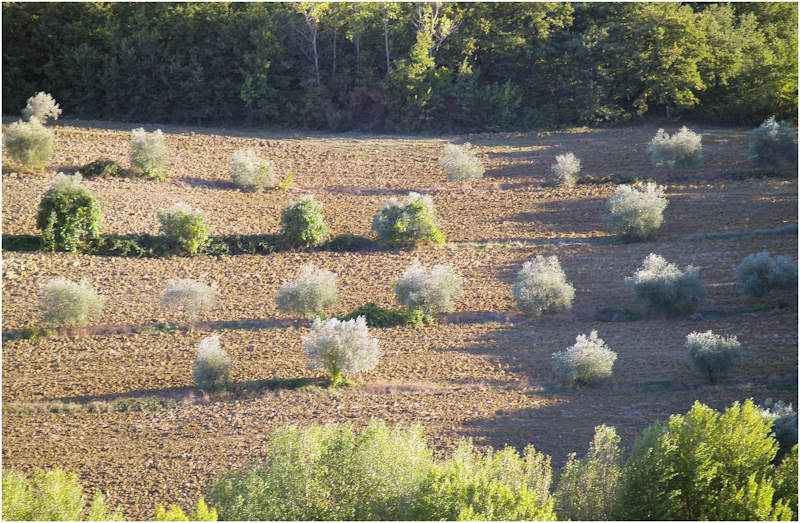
[3,396,178,416]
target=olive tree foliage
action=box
[749,116,798,170]
[603,182,668,241]
[550,152,581,187]
[555,424,622,521]
[394,260,464,325]
[40,277,105,327]
[372,192,445,248]
[614,400,795,521]
[130,128,170,179]
[230,149,277,191]
[302,316,381,385]
[22,91,62,122]
[193,334,231,392]
[626,253,706,315]
[438,143,485,182]
[513,255,575,316]
[4,117,54,169]
[647,126,703,170]
[685,330,742,382]
[759,399,798,462]
[552,330,617,387]
[36,172,103,253]
[275,263,338,319]
[161,278,218,322]
[734,251,797,298]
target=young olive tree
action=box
[626,254,705,316]
[552,330,617,387]
[439,143,484,182]
[604,182,668,241]
[394,260,464,326]
[40,278,105,327]
[513,255,575,316]
[276,263,338,319]
[301,316,381,386]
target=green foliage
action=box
[130,128,170,180]
[193,335,232,392]
[749,116,798,170]
[36,173,102,253]
[735,251,798,298]
[40,277,105,327]
[552,330,617,387]
[604,182,668,241]
[338,302,408,328]
[685,330,742,382]
[513,255,575,316]
[276,171,293,192]
[19,326,57,340]
[626,253,706,316]
[4,118,54,169]
[157,203,211,256]
[154,499,217,521]
[280,195,330,247]
[555,424,622,520]
[773,446,798,518]
[276,263,338,320]
[614,400,793,520]
[81,158,124,179]
[2,468,122,521]
[372,192,445,248]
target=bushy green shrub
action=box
[302,316,381,385]
[4,117,54,169]
[552,330,617,387]
[2,468,122,521]
[193,334,231,392]
[157,203,210,256]
[36,173,103,252]
[760,399,798,462]
[338,302,408,328]
[280,195,330,247]
[685,330,742,382]
[604,182,668,241]
[230,149,276,191]
[614,400,794,520]
[394,260,464,326]
[40,277,105,327]
[550,152,581,187]
[130,128,170,180]
[626,253,706,316]
[773,445,798,517]
[513,255,575,316]
[439,143,485,182]
[207,420,434,520]
[161,279,218,322]
[81,158,124,179]
[735,251,798,298]
[555,424,622,521]
[647,126,703,170]
[275,263,338,319]
[749,116,798,170]
[372,192,445,248]
[154,499,217,521]
[22,91,62,123]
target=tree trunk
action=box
[332,25,337,79]
[313,34,320,86]
[665,103,671,120]
[383,19,390,76]
[354,33,360,73]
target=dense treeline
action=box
[3,2,797,132]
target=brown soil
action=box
[2,120,797,519]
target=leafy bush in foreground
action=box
[302,316,381,385]
[40,277,105,327]
[130,128,170,180]
[280,195,330,247]
[439,143,485,182]
[603,182,668,241]
[36,172,103,253]
[161,279,218,322]
[2,468,121,521]
[513,255,574,316]
[685,330,742,382]
[230,149,277,191]
[4,117,54,169]
[552,330,617,387]
[550,152,581,187]
[614,400,795,520]
[749,116,798,170]
[154,499,217,521]
[773,445,798,516]
[626,253,706,316]
[193,334,231,392]
[157,203,210,256]
[22,91,62,123]
[735,251,798,298]
[372,192,445,248]
[394,260,464,326]
[647,126,703,170]
[276,263,338,319]
[555,424,622,521]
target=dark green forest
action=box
[3,2,797,132]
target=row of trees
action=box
[3,2,796,131]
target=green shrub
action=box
[130,128,170,180]
[555,424,622,521]
[4,118,54,169]
[81,158,124,179]
[552,330,617,387]
[338,302,408,327]
[626,253,706,316]
[550,152,581,187]
[40,277,105,327]
[735,251,798,298]
[773,445,798,518]
[154,498,217,521]
[276,263,338,319]
[685,330,742,382]
[513,255,575,316]
[301,316,381,386]
[36,172,103,253]
[193,334,231,392]
[230,149,276,191]
[372,192,445,248]
[394,260,464,326]
[161,278,218,322]
[157,203,210,256]
[604,182,668,241]
[614,400,794,520]
[280,195,330,247]
[2,468,122,521]
[749,116,798,171]
[439,143,485,182]
[647,126,703,170]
